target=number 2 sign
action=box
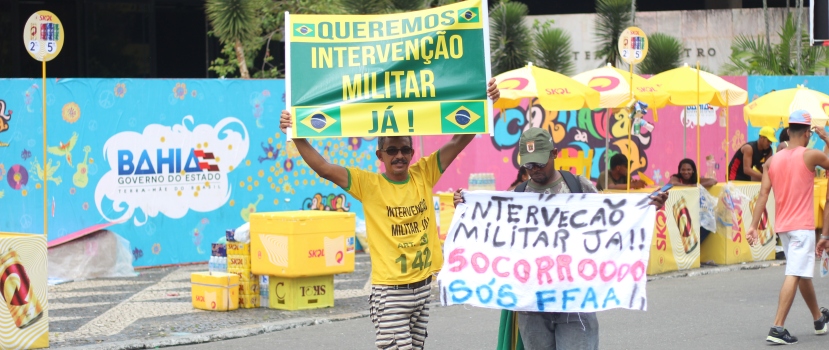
[22,10,64,62]
[617,26,648,65]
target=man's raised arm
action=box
[279,111,348,189]
[438,78,500,171]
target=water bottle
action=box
[208,256,215,273]
[221,257,227,272]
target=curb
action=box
[62,261,783,349]
[65,310,371,350]
[647,260,784,281]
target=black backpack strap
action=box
[514,173,581,193]
[559,170,582,194]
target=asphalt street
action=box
[172,264,829,350]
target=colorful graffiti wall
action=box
[3,76,826,268]
[419,76,749,192]
[0,79,374,267]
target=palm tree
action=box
[763,0,771,58]
[595,0,632,68]
[532,25,575,75]
[206,0,259,79]
[389,0,429,11]
[490,1,533,75]
[721,13,829,75]
[339,0,389,14]
[637,33,683,74]
[339,0,433,14]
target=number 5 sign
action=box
[617,26,648,65]
[22,10,64,62]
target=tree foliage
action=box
[595,0,632,68]
[490,1,533,75]
[207,0,343,78]
[532,21,574,76]
[721,13,829,75]
[206,0,259,78]
[637,32,683,74]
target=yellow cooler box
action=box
[191,272,240,311]
[251,211,356,277]
[268,275,334,311]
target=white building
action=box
[527,7,804,74]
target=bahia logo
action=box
[95,116,249,225]
[117,148,220,175]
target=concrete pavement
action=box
[169,263,829,350]
[50,253,787,349]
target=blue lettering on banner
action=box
[118,149,218,175]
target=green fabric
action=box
[496,310,524,350]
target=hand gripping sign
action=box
[437,191,656,313]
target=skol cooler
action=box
[267,275,334,311]
[250,211,356,277]
[0,249,44,329]
[190,272,239,311]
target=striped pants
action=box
[369,283,431,350]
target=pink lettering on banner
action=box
[438,191,656,313]
[448,248,467,272]
[535,256,554,285]
[492,256,510,277]
[578,259,597,281]
[556,255,574,282]
[471,252,489,273]
[514,259,530,284]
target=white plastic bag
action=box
[714,183,749,233]
[48,230,137,282]
[699,184,718,232]
[234,222,251,243]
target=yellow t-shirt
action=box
[345,151,443,285]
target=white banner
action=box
[437,191,656,313]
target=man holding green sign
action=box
[279,76,498,348]
[283,2,494,347]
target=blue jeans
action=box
[517,311,599,350]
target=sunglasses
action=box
[523,161,547,170]
[380,146,414,156]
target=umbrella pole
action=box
[605,108,609,192]
[725,94,729,184]
[696,62,701,185]
[627,63,634,192]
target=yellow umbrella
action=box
[744,85,829,127]
[649,63,747,184]
[572,63,670,110]
[494,64,600,112]
[572,64,669,191]
[649,64,747,107]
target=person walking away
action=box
[747,111,829,345]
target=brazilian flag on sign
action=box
[440,101,486,133]
[458,8,479,23]
[293,23,315,37]
[296,107,343,137]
